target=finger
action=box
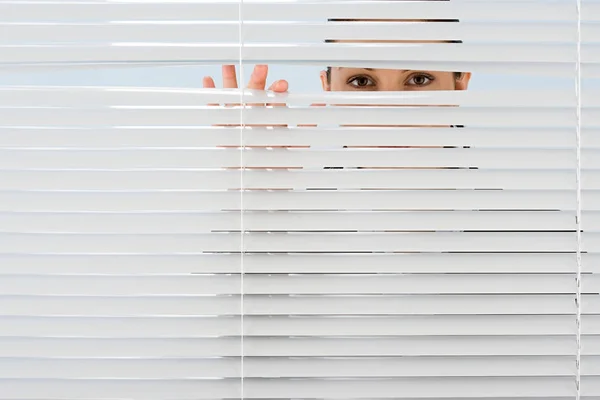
[222,65,239,89]
[246,65,269,107]
[203,76,216,89]
[247,65,269,90]
[269,79,288,93]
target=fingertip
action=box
[203,76,216,88]
[255,64,268,74]
[275,80,288,92]
[222,65,236,78]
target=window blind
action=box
[0,0,597,399]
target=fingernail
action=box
[255,65,268,74]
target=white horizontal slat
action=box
[0,169,586,190]
[0,190,244,212]
[0,210,577,233]
[0,0,580,22]
[581,296,600,314]
[243,315,575,336]
[4,21,587,44]
[0,127,583,150]
[242,274,575,295]
[0,170,242,190]
[580,376,600,397]
[580,275,600,293]
[244,127,583,148]
[0,253,578,275]
[579,316,600,334]
[243,232,577,252]
[0,336,574,358]
[0,127,241,148]
[0,379,239,400]
[582,211,600,229]
[0,377,573,399]
[240,43,579,63]
[242,377,575,398]
[583,233,600,253]
[0,316,241,337]
[245,21,586,43]
[583,65,600,79]
[0,337,242,358]
[242,356,575,378]
[6,21,597,44]
[583,45,600,64]
[241,170,581,190]
[1,295,241,316]
[0,1,240,21]
[580,335,600,356]
[241,0,581,22]
[0,211,241,233]
[244,294,576,315]
[1,22,240,43]
[0,357,241,379]
[0,43,575,64]
[0,149,242,169]
[241,210,577,231]
[0,88,588,108]
[241,253,580,274]
[1,294,575,317]
[248,107,590,128]
[0,189,579,212]
[0,147,576,169]
[240,149,579,169]
[0,233,240,253]
[583,129,600,149]
[244,336,576,357]
[0,107,583,128]
[0,254,244,274]
[581,356,600,375]
[0,275,240,295]
[0,356,576,379]
[0,148,589,170]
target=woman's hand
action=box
[203,64,288,114]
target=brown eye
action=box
[348,76,375,88]
[407,74,434,86]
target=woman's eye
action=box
[407,74,434,86]
[349,76,375,88]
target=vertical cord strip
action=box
[576,0,582,398]
[239,0,245,398]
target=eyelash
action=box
[407,73,435,86]
[347,75,375,88]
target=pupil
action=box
[414,76,426,85]
[357,77,369,86]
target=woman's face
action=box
[321,68,471,91]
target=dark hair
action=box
[325,18,463,83]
